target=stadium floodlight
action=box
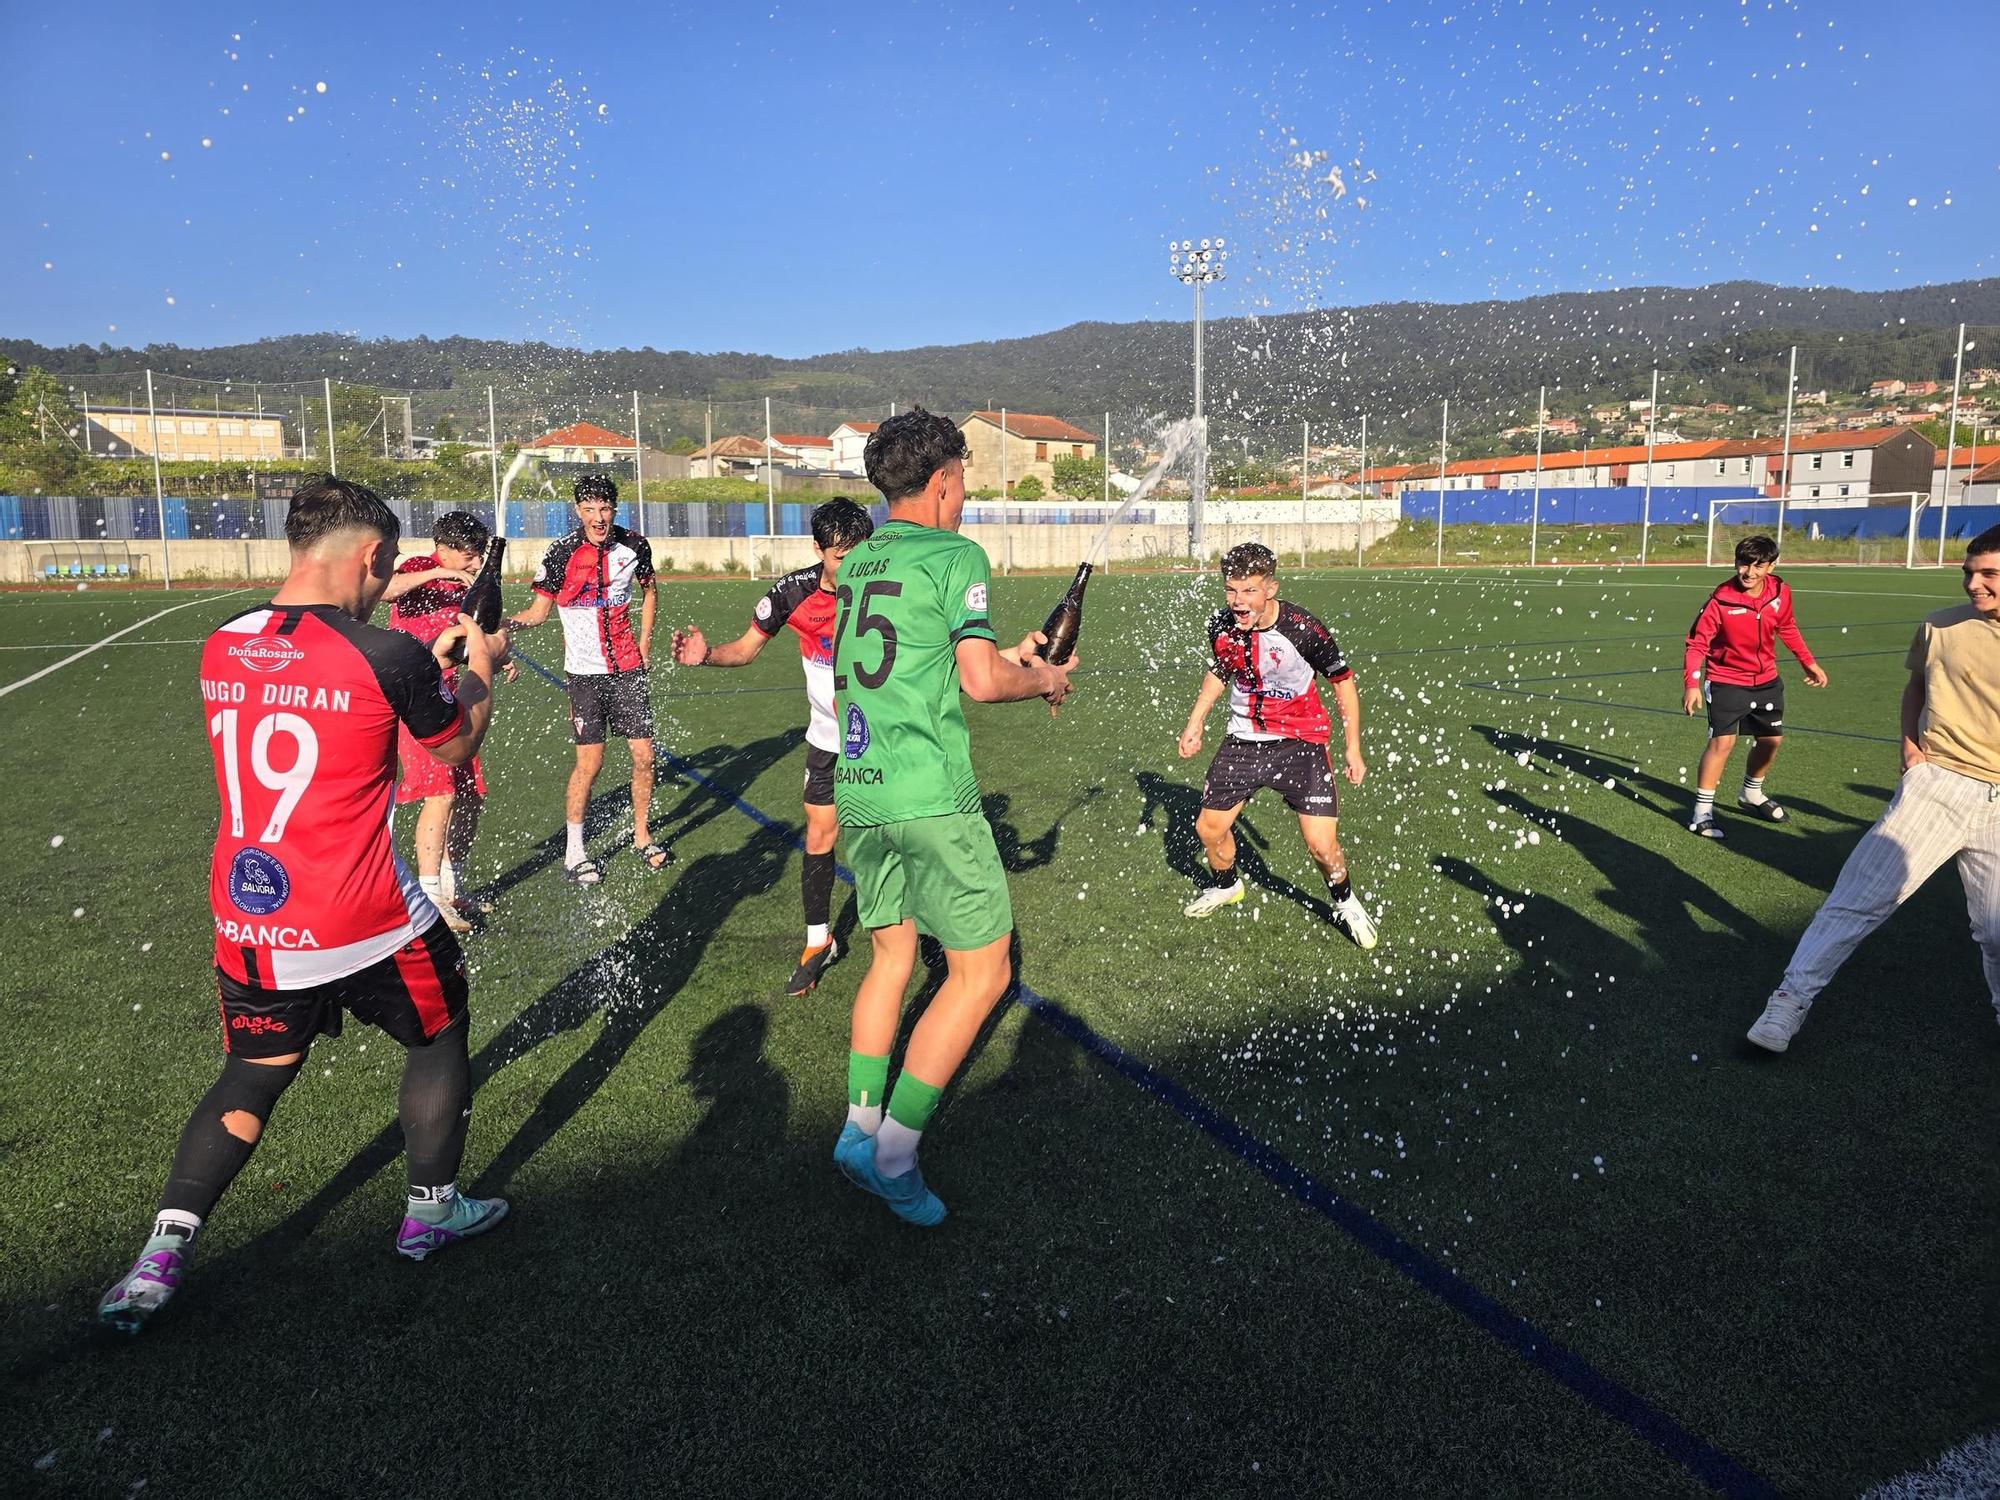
[1171,235,1227,557]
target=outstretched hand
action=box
[672,626,708,666]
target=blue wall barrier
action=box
[1399,486,1766,526]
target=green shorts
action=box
[844,811,1013,951]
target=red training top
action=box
[388,553,469,650]
[202,602,463,989]
[1683,575,1817,688]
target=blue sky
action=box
[3,0,1990,357]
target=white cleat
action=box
[1335,894,1379,950]
[1183,882,1246,919]
[1747,992,1809,1053]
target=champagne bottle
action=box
[1035,561,1093,665]
[447,536,507,664]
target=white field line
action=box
[0,592,248,701]
[1864,1430,2000,1499]
[1357,573,1957,601]
[0,638,205,651]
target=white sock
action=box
[407,1182,459,1222]
[419,874,445,906]
[147,1209,201,1250]
[441,859,463,902]
[1740,776,1768,806]
[873,1118,922,1178]
[806,923,830,949]
[845,1102,882,1134]
[1693,788,1717,822]
[565,822,586,866]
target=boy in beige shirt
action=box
[1749,523,2000,1051]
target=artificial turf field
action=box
[3,563,1997,1498]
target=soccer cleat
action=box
[1747,992,1810,1053]
[842,1133,946,1228]
[1737,796,1788,823]
[97,1248,185,1335]
[395,1194,510,1261]
[1690,817,1726,839]
[788,936,843,996]
[1183,882,1246,919]
[1335,894,1379,950]
[832,1121,872,1186]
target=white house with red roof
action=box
[830,420,879,476]
[523,421,636,465]
[768,432,836,471]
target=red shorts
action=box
[396,721,485,803]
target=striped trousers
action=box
[1781,761,2000,1008]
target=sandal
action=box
[1736,798,1788,823]
[636,842,673,872]
[564,857,606,885]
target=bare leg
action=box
[899,933,1013,1088]
[852,920,918,1057]
[1195,803,1244,875]
[566,745,605,825]
[1696,732,1737,793]
[629,738,656,849]
[414,794,452,879]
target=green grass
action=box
[2,566,1996,1496]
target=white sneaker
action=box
[1335,894,1379,950]
[1747,992,1810,1053]
[1183,881,1245,919]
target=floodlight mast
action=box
[1171,237,1226,559]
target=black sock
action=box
[160,1054,303,1219]
[802,850,836,932]
[400,1017,472,1191]
[1327,872,1353,903]
[1210,863,1239,889]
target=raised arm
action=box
[383,564,472,602]
[957,632,1074,708]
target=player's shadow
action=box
[1474,722,1872,843]
[672,1004,790,1173]
[986,785,1101,873]
[1133,770,1336,922]
[1432,854,1648,991]
[1485,785,1772,956]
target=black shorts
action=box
[215,922,468,1060]
[568,670,654,745]
[1706,678,1785,738]
[804,744,837,806]
[1201,736,1340,817]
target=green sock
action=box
[847,1051,889,1110]
[886,1072,945,1133]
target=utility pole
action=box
[1434,401,1450,569]
[1356,413,1368,569]
[323,376,337,476]
[1170,237,1226,558]
[1940,321,1968,565]
[1530,385,1546,568]
[1640,366,1659,565]
[487,385,502,531]
[632,390,646,513]
[1776,345,1797,546]
[145,369,172,589]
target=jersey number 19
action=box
[208,709,319,842]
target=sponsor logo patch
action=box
[844,702,870,759]
[965,583,988,612]
[229,1014,290,1035]
[228,636,305,674]
[227,848,291,916]
[755,595,774,621]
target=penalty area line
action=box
[511,647,1778,1498]
[0,591,250,702]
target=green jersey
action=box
[832,520,997,827]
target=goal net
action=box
[1707,493,1927,568]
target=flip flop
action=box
[1736,798,1788,823]
[564,857,606,885]
[636,842,673,871]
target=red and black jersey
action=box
[1206,600,1353,744]
[1683,574,1817,688]
[752,564,838,752]
[388,553,468,651]
[532,525,655,675]
[201,603,462,989]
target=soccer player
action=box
[506,474,667,883]
[98,477,510,1334]
[386,509,511,932]
[1681,534,1829,838]
[1748,524,2000,1052]
[670,497,876,995]
[829,408,1076,1226]
[1175,542,1376,948]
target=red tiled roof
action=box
[524,421,633,450]
[1936,444,2000,471]
[771,432,833,448]
[1969,457,2000,484]
[834,420,879,435]
[965,411,1098,443]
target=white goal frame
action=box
[1706,492,1928,568]
[746,535,821,580]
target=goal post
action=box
[746,534,820,580]
[1707,493,1927,568]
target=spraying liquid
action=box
[1083,417,1203,567]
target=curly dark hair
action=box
[1220,542,1278,579]
[433,510,490,555]
[285,475,400,550]
[863,407,969,503]
[811,497,876,550]
[573,473,619,506]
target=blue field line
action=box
[513,649,1777,1498]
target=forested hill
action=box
[7,277,1997,455]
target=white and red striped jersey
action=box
[201,604,462,988]
[751,564,838,752]
[532,525,655,675]
[1206,600,1353,744]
